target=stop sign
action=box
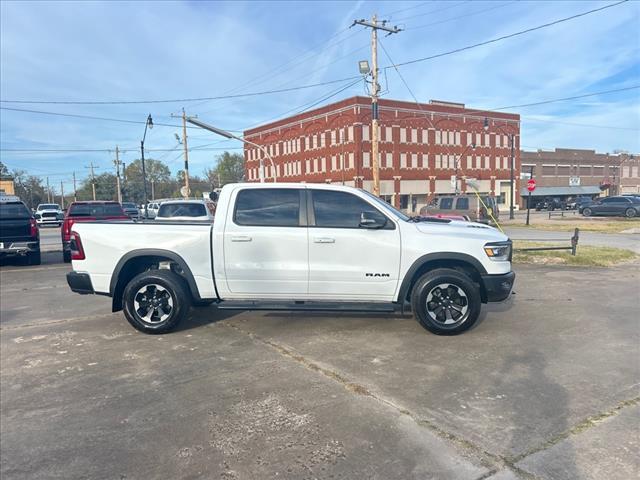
[527,179,536,192]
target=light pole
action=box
[185,117,277,183]
[453,142,477,194]
[484,117,516,219]
[141,114,153,218]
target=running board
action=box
[217,300,398,313]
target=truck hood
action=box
[413,220,509,243]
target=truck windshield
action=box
[360,190,410,221]
[158,203,207,217]
[0,202,31,219]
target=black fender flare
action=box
[110,249,210,310]
[396,252,488,305]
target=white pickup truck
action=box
[66,183,515,335]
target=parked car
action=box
[582,196,640,218]
[155,200,216,221]
[66,183,515,336]
[121,202,140,219]
[419,195,499,225]
[0,195,40,265]
[535,197,566,211]
[569,197,594,211]
[62,201,130,262]
[34,203,64,227]
[140,202,160,219]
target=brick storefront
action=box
[243,96,520,213]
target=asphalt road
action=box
[1,252,638,479]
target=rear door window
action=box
[311,190,387,228]
[234,188,301,227]
[439,198,453,210]
[0,202,31,219]
[455,198,469,210]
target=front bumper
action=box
[481,271,515,302]
[36,218,62,225]
[0,241,40,257]
[67,271,95,294]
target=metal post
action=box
[114,145,122,203]
[571,228,579,256]
[526,166,533,226]
[72,171,77,202]
[141,140,148,219]
[60,181,65,209]
[509,133,515,220]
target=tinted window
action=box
[235,189,300,227]
[0,202,31,219]
[69,203,124,217]
[38,204,59,210]
[456,198,469,210]
[601,197,624,204]
[312,190,386,228]
[158,203,207,217]
[440,198,453,210]
[122,203,137,208]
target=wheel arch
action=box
[109,249,203,312]
[397,252,489,306]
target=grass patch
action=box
[513,241,639,267]
[505,218,640,233]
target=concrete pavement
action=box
[1,256,639,479]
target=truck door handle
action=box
[314,237,335,243]
[230,235,252,242]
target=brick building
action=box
[243,96,520,212]
[519,148,640,205]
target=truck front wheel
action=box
[122,269,191,334]
[411,268,482,335]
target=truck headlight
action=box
[484,241,512,261]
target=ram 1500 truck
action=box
[66,183,515,335]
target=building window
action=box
[496,135,501,148]
[400,153,407,168]
[484,134,489,146]
[411,129,418,143]
[542,165,555,176]
[466,132,472,145]
[331,156,337,171]
[312,135,317,149]
[313,158,318,173]
[348,153,354,169]
[467,155,472,170]
[435,130,441,145]
[386,126,393,142]
[484,157,490,169]
[411,153,418,169]
[320,133,326,148]
[435,154,442,169]
[557,166,570,176]
[321,158,326,173]
[476,133,481,146]
[386,152,393,168]
[363,152,370,168]
[631,166,638,177]
[422,154,428,169]
[422,129,429,144]
[455,132,460,146]
[306,159,310,173]
[400,128,407,143]
[348,126,354,141]
[363,125,370,141]
[331,130,337,145]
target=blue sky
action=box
[1,0,638,191]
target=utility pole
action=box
[172,108,190,197]
[46,176,51,202]
[85,162,98,200]
[72,172,77,202]
[60,181,65,209]
[353,15,401,196]
[114,145,122,203]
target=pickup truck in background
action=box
[0,196,41,265]
[66,183,515,336]
[34,203,64,227]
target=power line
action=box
[392,1,472,22]
[386,0,630,69]
[493,85,640,110]
[0,76,361,105]
[405,2,516,30]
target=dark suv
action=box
[62,201,129,262]
[0,196,41,265]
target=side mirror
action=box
[359,211,387,229]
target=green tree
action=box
[11,170,47,208]
[123,158,172,203]
[204,151,244,187]
[77,172,118,201]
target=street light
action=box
[141,114,153,219]
[185,117,277,183]
[484,117,516,219]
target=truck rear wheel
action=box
[411,268,481,335]
[122,269,191,334]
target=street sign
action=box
[520,172,532,180]
[527,179,536,192]
[569,176,580,186]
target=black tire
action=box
[411,268,482,335]
[625,208,636,218]
[582,207,592,217]
[27,251,41,266]
[63,250,72,263]
[122,269,191,334]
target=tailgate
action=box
[0,219,32,242]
